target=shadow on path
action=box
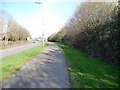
[2,43,71,88]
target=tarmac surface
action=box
[0,42,41,58]
[2,43,71,88]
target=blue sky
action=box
[0,0,80,38]
[0,0,116,38]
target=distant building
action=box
[33,37,42,42]
[27,37,31,41]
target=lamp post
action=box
[35,2,44,46]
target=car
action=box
[32,41,36,43]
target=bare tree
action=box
[48,2,119,65]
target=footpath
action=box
[2,43,71,88]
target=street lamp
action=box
[35,2,41,4]
[35,2,44,46]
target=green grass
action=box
[57,43,119,88]
[0,43,48,80]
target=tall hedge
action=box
[48,2,119,65]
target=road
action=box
[0,42,41,58]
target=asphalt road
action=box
[0,42,41,58]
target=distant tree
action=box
[0,10,31,42]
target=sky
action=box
[0,0,117,38]
[0,0,81,38]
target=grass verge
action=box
[57,43,119,88]
[0,42,48,80]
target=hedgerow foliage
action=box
[48,2,119,65]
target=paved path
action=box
[0,42,41,58]
[2,43,71,88]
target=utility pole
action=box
[35,2,44,46]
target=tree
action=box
[48,2,119,65]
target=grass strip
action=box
[57,43,119,88]
[0,42,48,80]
